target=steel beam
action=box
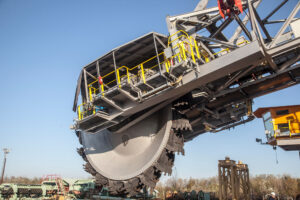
[229,0,261,44]
[153,34,162,74]
[265,18,300,24]
[112,51,118,87]
[216,64,258,92]
[248,0,278,71]
[86,70,97,80]
[169,6,219,22]
[194,0,209,11]
[96,60,102,91]
[269,1,300,47]
[196,36,237,49]
[233,14,253,41]
[154,34,167,49]
[252,6,272,42]
[210,17,233,40]
[262,0,288,23]
[83,69,89,103]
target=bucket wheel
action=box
[76,106,189,196]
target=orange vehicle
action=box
[254,105,300,151]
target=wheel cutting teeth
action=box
[77,147,87,161]
[76,118,190,196]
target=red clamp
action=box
[218,0,243,19]
[98,76,103,85]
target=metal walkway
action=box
[73,0,300,134]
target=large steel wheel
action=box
[77,106,186,196]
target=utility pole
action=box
[0,148,10,184]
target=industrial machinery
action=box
[0,183,15,199]
[69,179,101,199]
[41,174,69,197]
[254,105,300,151]
[165,190,213,200]
[72,0,300,196]
[218,157,250,200]
[99,187,157,200]
[0,183,44,199]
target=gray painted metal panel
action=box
[277,138,300,151]
[122,40,263,116]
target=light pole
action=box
[0,148,10,184]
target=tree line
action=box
[2,174,300,199]
[155,174,300,199]
[3,176,42,185]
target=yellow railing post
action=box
[205,57,210,63]
[89,87,93,102]
[126,68,131,84]
[288,120,292,137]
[180,43,187,61]
[165,60,169,73]
[272,120,277,138]
[78,105,82,120]
[140,64,146,83]
[186,36,196,63]
[116,68,121,88]
[177,53,181,62]
[101,84,104,96]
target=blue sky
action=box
[0,0,299,180]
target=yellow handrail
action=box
[88,37,250,98]
[237,40,250,46]
[88,79,98,87]
[77,103,95,120]
[89,33,198,97]
[77,35,251,120]
[168,30,189,45]
[213,48,230,56]
[89,86,96,101]
[212,40,250,57]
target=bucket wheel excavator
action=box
[72,0,300,196]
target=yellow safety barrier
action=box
[273,120,296,138]
[213,40,250,57]
[89,86,96,101]
[86,31,201,100]
[167,30,189,45]
[168,30,199,64]
[77,34,250,120]
[77,103,95,120]
[237,40,250,46]
[86,36,250,102]
[78,103,83,120]
[213,48,230,56]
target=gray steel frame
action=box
[73,0,300,140]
